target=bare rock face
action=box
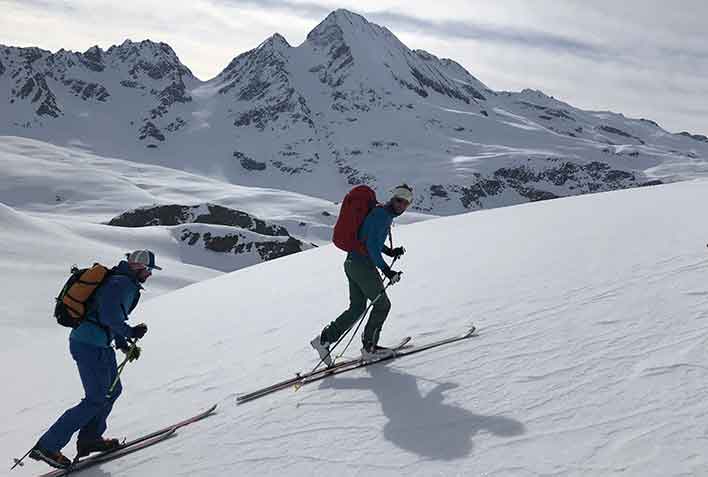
[107,203,308,264]
[178,229,304,260]
[679,131,708,143]
[108,203,290,236]
[234,151,267,171]
[424,159,657,212]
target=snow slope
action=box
[0,135,430,338]
[3,179,708,476]
[0,136,342,237]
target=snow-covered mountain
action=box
[3,9,707,215]
[3,178,708,476]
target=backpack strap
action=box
[85,270,115,345]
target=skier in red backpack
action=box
[311,184,413,365]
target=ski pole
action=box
[107,338,137,399]
[10,449,32,470]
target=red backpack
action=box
[333,185,378,255]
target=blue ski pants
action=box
[37,340,122,452]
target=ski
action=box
[236,337,412,404]
[299,326,477,387]
[30,404,217,476]
[39,429,177,477]
[236,327,477,404]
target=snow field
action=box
[3,179,708,475]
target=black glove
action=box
[131,323,148,339]
[382,267,403,284]
[390,246,405,259]
[121,344,141,362]
[383,246,406,259]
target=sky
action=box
[1,0,706,135]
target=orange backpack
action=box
[54,263,111,328]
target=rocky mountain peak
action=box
[306,8,381,46]
[105,39,184,67]
[261,33,291,50]
[217,33,290,82]
[103,39,195,82]
[82,45,103,63]
[306,14,345,46]
[323,9,370,29]
[1,45,48,65]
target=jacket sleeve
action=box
[364,209,391,271]
[97,281,134,340]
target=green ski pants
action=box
[322,256,391,348]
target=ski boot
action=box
[310,333,333,367]
[76,437,120,458]
[361,344,396,361]
[29,446,71,469]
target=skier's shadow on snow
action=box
[318,364,525,460]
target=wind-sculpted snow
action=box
[3,179,708,476]
[0,9,707,214]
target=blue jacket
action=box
[349,205,395,271]
[70,261,142,349]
